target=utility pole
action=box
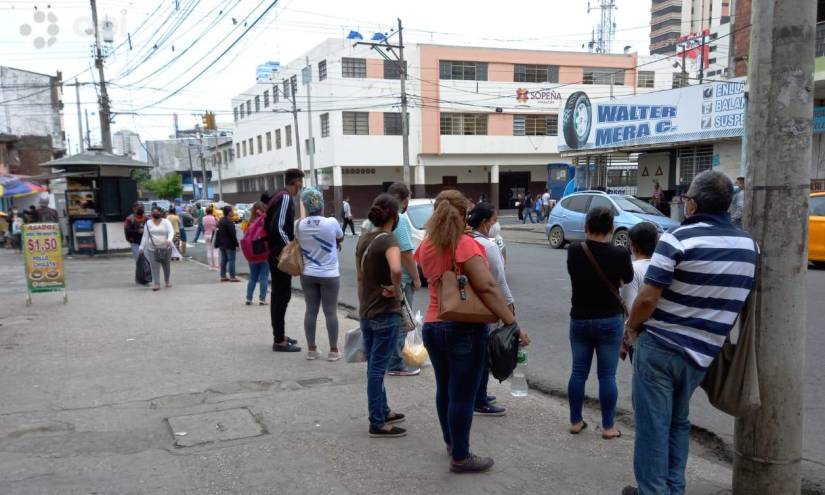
[354,18,413,192]
[74,80,84,153]
[286,75,303,174]
[304,56,316,187]
[90,0,112,152]
[187,146,196,200]
[197,127,208,201]
[734,0,814,492]
[214,133,223,202]
[84,109,91,148]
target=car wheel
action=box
[612,229,630,248]
[562,91,592,149]
[548,226,565,249]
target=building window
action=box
[678,145,714,185]
[254,95,260,112]
[266,131,272,151]
[257,135,263,154]
[290,75,297,98]
[342,111,369,135]
[233,107,239,122]
[637,70,655,88]
[283,80,290,100]
[583,67,625,85]
[246,100,252,114]
[439,113,488,135]
[708,57,717,65]
[514,64,559,83]
[318,60,327,81]
[236,142,241,157]
[320,113,330,138]
[439,60,488,81]
[383,60,407,79]
[242,140,247,157]
[285,125,293,146]
[513,114,558,136]
[263,90,270,108]
[672,72,688,88]
[383,112,403,135]
[273,85,279,103]
[248,138,254,155]
[275,129,282,149]
[342,57,367,78]
[239,105,244,119]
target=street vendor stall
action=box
[39,148,151,254]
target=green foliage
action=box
[142,173,183,200]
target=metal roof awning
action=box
[560,137,742,158]
[40,148,152,169]
[26,170,97,182]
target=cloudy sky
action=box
[0,0,652,150]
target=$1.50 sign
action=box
[22,223,66,293]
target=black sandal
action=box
[570,421,588,434]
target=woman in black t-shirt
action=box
[566,206,633,440]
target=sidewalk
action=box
[0,250,733,494]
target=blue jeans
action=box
[632,332,706,495]
[523,209,534,223]
[422,321,488,462]
[220,248,236,279]
[568,315,623,428]
[193,224,203,243]
[362,313,401,428]
[246,261,269,302]
[130,243,140,260]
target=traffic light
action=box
[201,111,217,130]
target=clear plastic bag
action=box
[401,311,428,368]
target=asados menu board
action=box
[22,223,65,293]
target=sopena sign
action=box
[558,78,745,151]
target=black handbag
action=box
[147,221,171,262]
[488,322,522,382]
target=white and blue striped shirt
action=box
[643,213,758,369]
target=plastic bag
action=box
[135,253,152,285]
[402,311,428,368]
[344,326,366,363]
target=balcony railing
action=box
[817,22,825,58]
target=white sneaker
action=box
[306,350,321,360]
[327,351,342,362]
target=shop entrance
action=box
[498,172,530,210]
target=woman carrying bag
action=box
[414,190,530,474]
[139,206,175,291]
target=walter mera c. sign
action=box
[558,78,745,151]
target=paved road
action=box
[183,224,825,488]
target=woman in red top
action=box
[415,190,529,474]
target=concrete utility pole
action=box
[186,146,196,200]
[285,75,303,174]
[354,18,413,193]
[197,128,208,200]
[214,133,223,202]
[90,0,112,152]
[74,80,84,153]
[84,109,91,148]
[304,56,316,187]
[734,0,814,492]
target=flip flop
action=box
[569,421,588,434]
[602,430,622,440]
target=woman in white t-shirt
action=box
[620,222,660,310]
[296,187,344,361]
[139,206,175,291]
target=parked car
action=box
[810,192,825,266]
[211,201,241,223]
[545,191,681,248]
[235,203,252,220]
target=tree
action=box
[142,174,183,200]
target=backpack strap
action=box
[360,232,389,273]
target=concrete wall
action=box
[713,139,742,179]
[0,67,64,153]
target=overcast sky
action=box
[0,0,652,150]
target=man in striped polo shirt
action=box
[622,170,758,495]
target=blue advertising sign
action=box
[814,106,825,134]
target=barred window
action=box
[583,67,625,85]
[439,113,488,135]
[383,60,407,80]
[672,72,688,88]
[246,100,252,114]
[678,145,714,185]
[342,57,367,78]
[285,125,293,147]
[233,107,239,122]
[514,64,559,83]
[513,114,558,136]
[242,140,247,157]
[257,135,263,154]
[283,80,290,99]
[383,113,403,135]
[254,95,260,112]
[239,105,244,119]
[236,142,241,157]
[248,138,254,155]
[273,85,279,103]
[343,112,369,135]
[266,132,272,151]
[320,113,330,138]
[439,60,488,81]
[275,129,282,149]
[637,71,655,88]
[263,90,270,108]
[318,60,327,81]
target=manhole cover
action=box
[167,407,265,448]
[296,377,333,387]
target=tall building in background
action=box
[112,129,145,161]
[650,0,733,55]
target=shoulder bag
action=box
[581,242,630,360]
[437,242,498,324]
[700,239,761,417]
[360,233,415,333]
[147,221,172,262]
[277,220,304,276]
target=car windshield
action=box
[407,204,433,229]
[612,196,664,216]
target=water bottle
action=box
[510,347,528,397]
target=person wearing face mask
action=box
[467,202,512,417]
[124,203,148,260]
[139,206,175,291]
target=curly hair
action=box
[301,186,324,215]
[425,189,471,251]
